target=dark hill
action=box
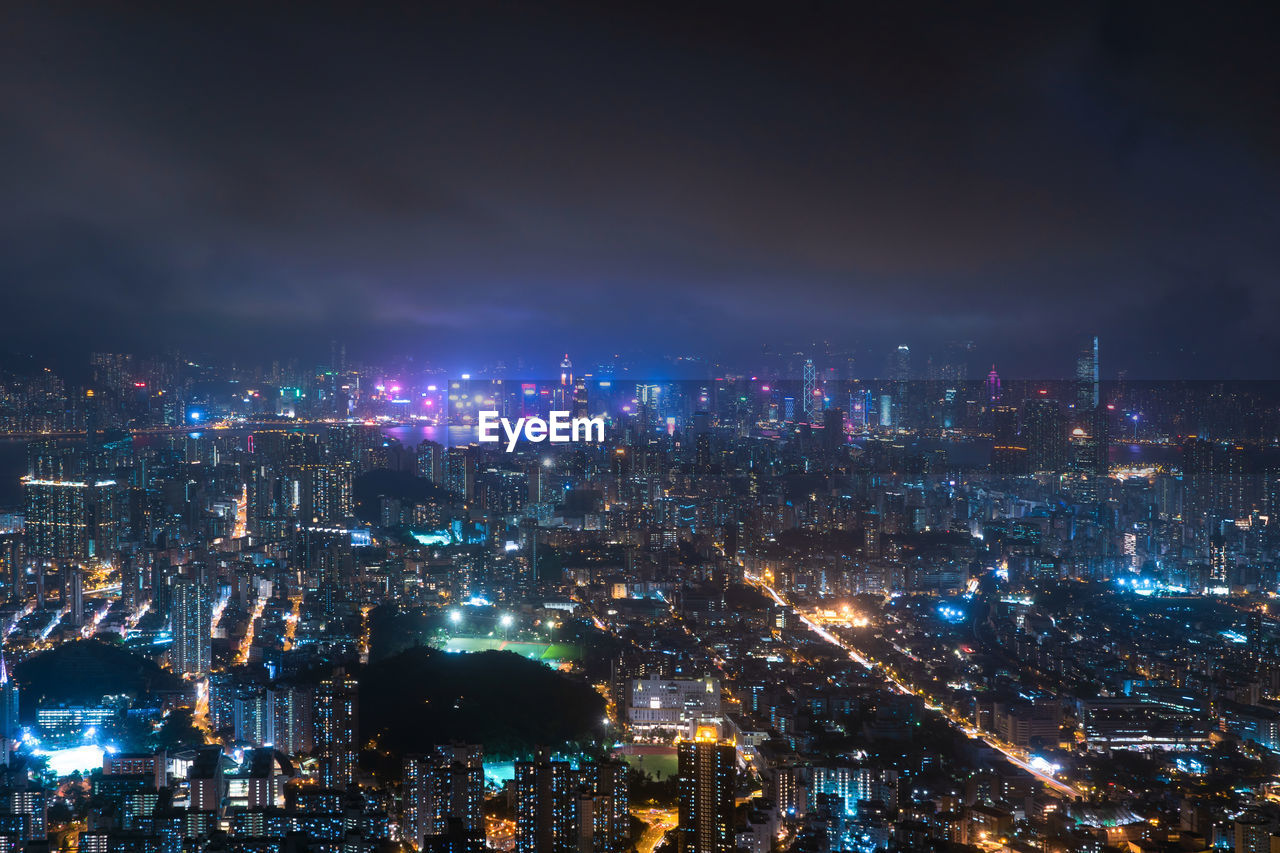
[359,647,604,761]
[14,639,186,714]
[353,470,456,523]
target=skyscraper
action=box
[985,365,1001,403]
[890,346,912,428]
[270,684,315,756]
[169,577,211,677]
[891,345,911,381]
[316,673,359,789]
[416,440,444,485]
[1069,336,1107,501]
[822,407,845,453]
[0,652,19,742]
[677,728,736,853]
[22,475,118,563]
[66,567,84,627]
[514,749,630,853]
[120,556,142,612]
[514,748,576,853]
[22,441,119,563]
[0,534,24,603]
[1209,535,1228,590]
[575,759,630,853]
[802,359,817,422]
[1076,335,1100,410]
[403,745,485,852]
[556,353,574,412]
[1021,397,1065,475]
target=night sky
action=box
[3,3,1280,377]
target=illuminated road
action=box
[80,600,114,638]
[209,589,232,637]
[122,602,151,637]
[282,596,302,651]
[5,602,35,638]
[192,678,211,738]
[359,605,372,664]
[634,807,677,853]
[746,573,1081,799]
[39,605,70,641]
[236,597,267,664]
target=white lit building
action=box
[626,675,721,731]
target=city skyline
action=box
[4,5,1280,853]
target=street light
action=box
[448,610,463,628]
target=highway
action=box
[746,572,1082,799]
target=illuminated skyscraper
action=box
[169,577,211,677]
[316,674,359,789]
[985,365,1001,403]
[0,652,18,742]
[514,748,575,853]
[1066,401,1110,503]
[891,345,911,381]
[246,430,354,539]
[120,555,142,612]
[677,729,736,853]
[0,534,23,602]
[1076,335,1100,410]
[1183,438,1250,526]
[270,684,315,756]
[66,567,84,627]
[989,404,1026,478]
[575,759,629,853]
[1067,337,1108,501]
[22,441,118,563]
[403,745,485,852]
[22,475,118,563]
[1209,535,1228,589]
[802,359,816,422]
[416,440,444,485]
[233,687,275,748]
[556,353,574,412]
[513,750,629,853]
[1021,397,1065,474]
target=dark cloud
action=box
[2,2,1279,376]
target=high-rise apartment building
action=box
[316,674,359,789]
[170,577,211,677]
[677,729,736,853]
[403,745,485,852]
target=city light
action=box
[0,8,1267,839]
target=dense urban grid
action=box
[0,339,1275,853]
